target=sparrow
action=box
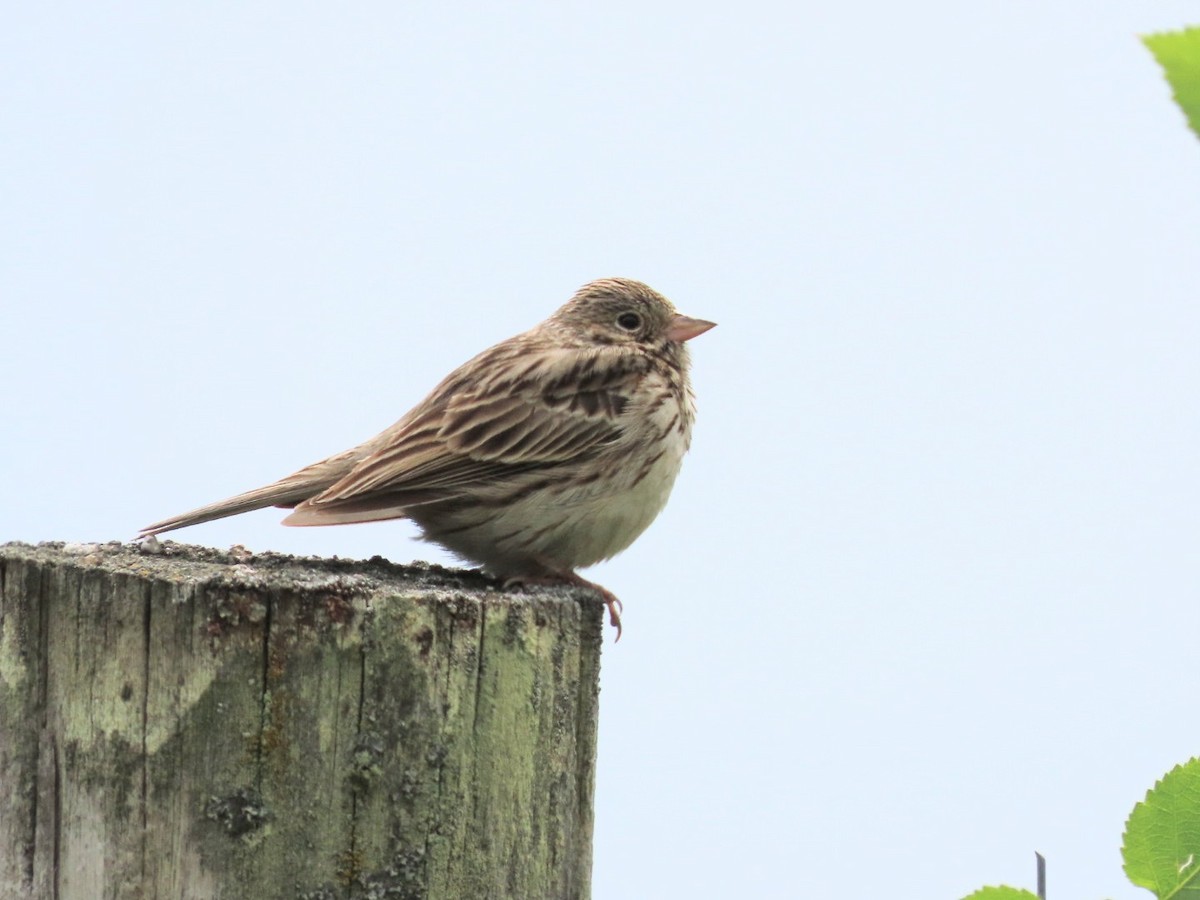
[141,278,715,639]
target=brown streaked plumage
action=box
[140,278,715,639]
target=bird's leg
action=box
[502,571,624,641]
[563,572,623,641]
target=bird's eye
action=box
[616,312,641,331]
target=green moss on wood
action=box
[0,541,602,899]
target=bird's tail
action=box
[138,452,358,537]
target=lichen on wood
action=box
[0,540,602,899]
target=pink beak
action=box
[664,314,717,343]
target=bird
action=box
[140,278,715,640]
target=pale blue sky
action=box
[4,3,1200,898]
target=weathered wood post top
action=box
[0,540,603,899]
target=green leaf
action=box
[960,886,1039,900]
[1123,758,1200,898]
[1142,26,1200,142]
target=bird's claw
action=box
[603,597,623,642]
[502,573,624,641]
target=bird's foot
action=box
[502,572,624,641]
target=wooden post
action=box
[0,541,602,899]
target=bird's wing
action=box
[282,344,644,525]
